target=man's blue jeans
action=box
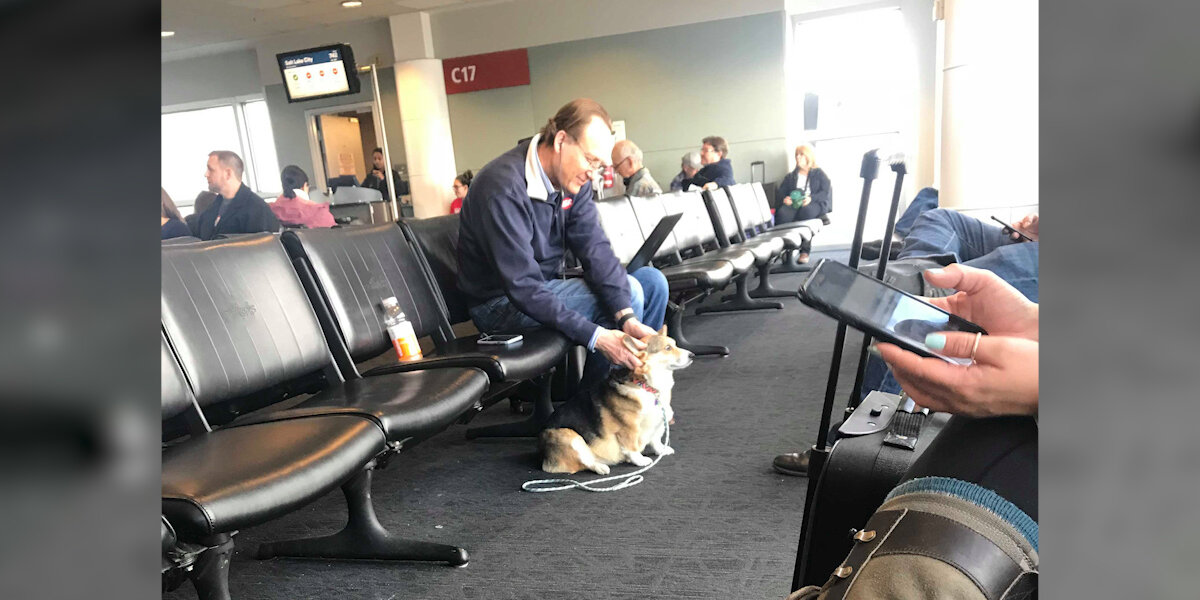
[468,266,669,388]
[861,209,1039,401]
[893,187,940,237]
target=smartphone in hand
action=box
[798,259,986,365]
[990,216,1034,242]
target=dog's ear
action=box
[657,325,667,337]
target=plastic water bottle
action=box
[381,297,422,361]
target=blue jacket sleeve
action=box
[810,168,833,215]
[564,188,632,318]
[478,189,601,346]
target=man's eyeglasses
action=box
[565,133,607,171]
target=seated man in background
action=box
[270,165,335,228]
[457,98,669,387]
[683,136,735,190]
[669,151,702,192]
[194,150,280,240]
[362,147,407,200]
[611,139,662,197]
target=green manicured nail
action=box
[924,333,946,350]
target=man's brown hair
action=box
[538,98,613,147]
[209,150,245,180]
[702,136,729,158]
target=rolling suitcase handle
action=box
[791,150,911,591]
[750,160,765,183]
[791,149,882,591]
[848,155,908,410]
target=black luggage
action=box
[800,391,950,586]
[789,150,952,590]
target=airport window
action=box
[161,98,280,215]
[241,100,282,199]
[790,7,916,246]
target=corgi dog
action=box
[540,326,693,475]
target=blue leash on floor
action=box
[520,406,670,493]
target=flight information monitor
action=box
[277,43,361,102]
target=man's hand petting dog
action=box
[621,316,657,340]
[595,329,645,370]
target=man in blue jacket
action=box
[457,98,669,380]
[683,135,736,190]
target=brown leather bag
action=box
[788,477,1038,600]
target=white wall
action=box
[445,12,791,187]
[431,0,782,58]
[161,49,262,107]
[938,0,1037,209]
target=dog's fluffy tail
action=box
[541,428,591,474]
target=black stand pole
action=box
[790,150,881,592]
[847,157,908,410]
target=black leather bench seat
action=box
[283,224,569,387]
[659,259,735,289]
[696,245,757,271]
[162,414,385,539]
[240,367,489,440]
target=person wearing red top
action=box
[270,165,335,228]
[449,170,472,215]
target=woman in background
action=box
[161,188,192,240]
[774,144,832,263]
[450,170,472,215]
[270,165,335,228]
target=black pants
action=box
[903,415,1039,520]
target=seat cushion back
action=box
[627,195,680,258]
[751,182,775,224]
[659,191,712,249]
[593,196,646,265]
[161,334,194,422]
[401,215,470,325]
[728,183,765,231]
[705,187,743,244]
[161,234,330,408]
[281,224,448,364]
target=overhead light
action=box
[161,31,175,37]
[341,1,363,7]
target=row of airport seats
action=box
[160,227,577,598]
[592,182,825,356]
[160,183,820,597]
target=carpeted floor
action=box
[167,251,874,600]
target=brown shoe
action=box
[773,450,810,477]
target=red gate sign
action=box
[443,48,530,95]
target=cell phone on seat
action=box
[990,216,1034,242]
[798,259,986,365]
[477,333,523,347]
